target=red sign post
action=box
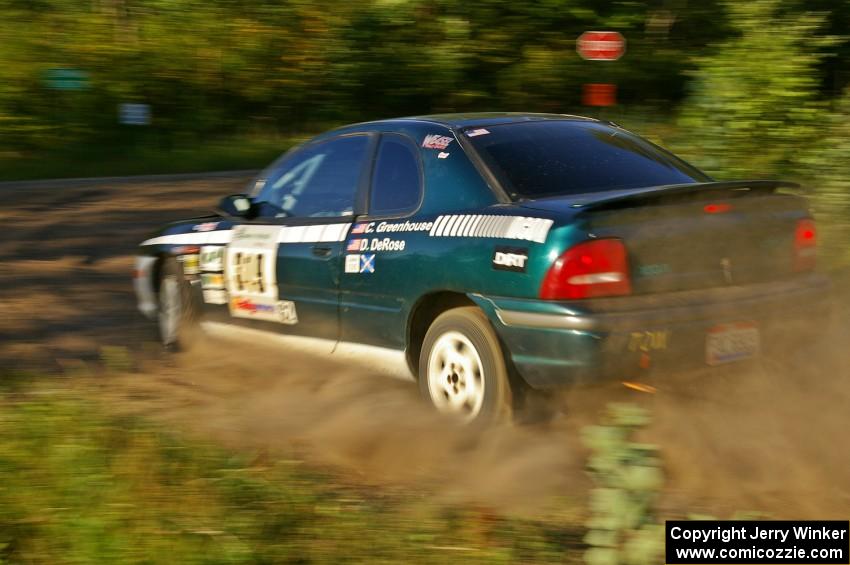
[577,31,626,61]
[577,31,625,107]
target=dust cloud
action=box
[98,307,850,519]
[100,337,590,514]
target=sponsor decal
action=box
[368,237,405,252]
[201,272,225,289]
[347,237,407,253]
[202,289,228,305]
[437,152,450,159]
[428,214,553,243]
[226,225,281,323]
[492,246,529,272]
[231,224,278,245]
[229,297,298,325]
[422,134,453,150]
[344,254,361,274]
[276,300,298,325]
[200,246,224,272]
[230,298,298,325]
[192,222,220,232]
[466,128,490,137]
[360,253,375,274]
[231,297,275,315]
[173,245,200,255]
[179,254,200,275]
[371,220,433,234]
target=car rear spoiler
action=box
[569,180,802,213]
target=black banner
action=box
[666,520,849,564]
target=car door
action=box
[217,133,374,344]
[339,132,425,348]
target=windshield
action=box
[465,120,710,200]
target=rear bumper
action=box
[471,273,832,388]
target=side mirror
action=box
[216,194,253,218]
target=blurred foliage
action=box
[0,386,585,563]
[677,0,837,178]
[798,90,850,269]
[0,0,752,153]
[1,0,850,186]
[581,404,664,565]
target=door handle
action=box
[312,245,333,258]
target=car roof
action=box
[320,112,600,138]
[407,112,598,129]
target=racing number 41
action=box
[233,251,266,294]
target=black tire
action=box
[157,257,200,350]
[418,307,512,425]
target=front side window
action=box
[369,134,422,216]
[253,135,369,218]
[466,120,710,200]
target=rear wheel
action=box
[418,307,512,425]
[158,258,199,350]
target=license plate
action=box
[706,322,760,366]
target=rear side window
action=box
[369,134,422,216]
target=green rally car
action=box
[134,113,830,424]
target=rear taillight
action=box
[540,239,631,300]
[793,218,817,272]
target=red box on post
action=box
[583,83,617,106]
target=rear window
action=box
[466,121,709,200]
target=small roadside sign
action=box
[119,103,151,126]
[577,31,626,61]
[44,68,89,90]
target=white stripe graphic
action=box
[488,216,501,238]
[142,231,232,246]
[323,223,351,242]
[427,214,553,243]
[462,215,478,237]
[445,215,461,236]
[478,215,492,238]
[448,216,466,237]
[142,222,352,247]
[531,219,554,243]
[429,215,448,236]
[506,216,524,240]
[454,215,471,237]
[496,216,506,237]
[436,215,455,237]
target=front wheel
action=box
[158,258,199,350]
[418,307,512,425]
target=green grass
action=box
[0,384,584,564]
[0,134,308,182]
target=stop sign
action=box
[577,31,626,61]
